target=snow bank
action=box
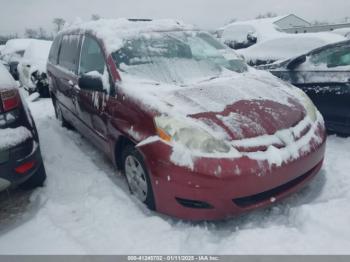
[0,63,16,89]
[0,126,32,150]
[238,33,346,63]
[61,18,195,54]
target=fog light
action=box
[176,197,213,209]
[15,161,36,174]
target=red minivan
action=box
[47,19,326,220]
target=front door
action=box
[75,35,111,153]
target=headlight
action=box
[295,89,317,122]
[154,116,231,154]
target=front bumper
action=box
[0,138,43,191]
[139,127,326,221]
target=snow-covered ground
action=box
[0,97,350,254]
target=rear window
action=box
[58,34,81,73]
[48,36,61,65]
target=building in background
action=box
[272,14,311,29]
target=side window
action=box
[79,35,106,75]
[328,49,350,68]
[48,35,61,65]
[309,45,350,68]
[58,34,80,73]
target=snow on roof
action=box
[0,63,16,89]
[237,32,346,63]
[1,38,33,56]
[21,40,52,73]
[60,18,196,54]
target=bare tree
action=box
[225,18,237,25]
[342,16,350,23]
[312,20,328,26]
[25,28,39,38]
[53,18,66,32]
[256,12,278,19]
[38,27,46,39]
[91,14,101,21]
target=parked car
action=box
[0,39,33,80]
[332,28,350,39]
[259,40,350,135]
[218,16,284,50]
[238,33,346,66]
[47,19,326,220]
[18,40,52,97]
[0,63,46,192]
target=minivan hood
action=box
[121,70,306,140]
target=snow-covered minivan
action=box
[47,19,326,220]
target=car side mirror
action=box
[287,55,306,70]
[78,73,104,92]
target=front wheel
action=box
[122,145,155,210]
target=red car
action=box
[47,19,326,220]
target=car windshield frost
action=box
[112,31,247,84]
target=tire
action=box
[53,99,69,127]
[122,145,156,210]
[20,163,47,190]
[37,83,50,98]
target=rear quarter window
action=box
[58,34,81,73]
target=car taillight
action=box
[15,160,36,174]
[0,89,20,112]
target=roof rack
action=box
[128,19,153,22]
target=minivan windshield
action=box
[112,31,247,85]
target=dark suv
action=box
[0,64,46,192]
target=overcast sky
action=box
[0,0,349,35]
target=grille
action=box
[233,166,316,208]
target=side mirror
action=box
[78,73,104,92]
[287,55,306,70]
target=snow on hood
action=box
[0,63,16,89]
[0,126,32,150]
[124,68,325,168]
[238,33,346,63]
[21,40,52,73]
[121,68,307,138]
[122,68,300,111]
[61,18,195,54]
